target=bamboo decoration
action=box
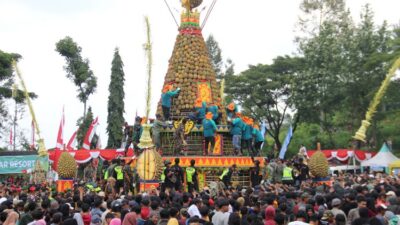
[13,60,47,156]
[138,16,155,149]
[353,57,400,142]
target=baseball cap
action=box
[386,191,396,197]
[321,210,334,220]
[332,198,341,207]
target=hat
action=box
[385,211,396,220]
[205,112,213,119]
[321,210,334,220]
[180,208,189,217]
[164,160,171,166]
[386,191,396,197]
[332,198,341,207]
[163,84,173,93]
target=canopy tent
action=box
[307,149,376,163]
[361,143,399,168]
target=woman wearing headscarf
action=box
[110,219,122,225]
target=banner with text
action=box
[0,155,42,174]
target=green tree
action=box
[225,56,303,150]
[106,48,125,148]
[206,34,223,81]
[77,106,94,149]
[0,50,36,149]
[55,36,97,118]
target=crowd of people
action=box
[2,154,400,225]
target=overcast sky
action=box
[0,0,399,149]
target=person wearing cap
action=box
[161,160,174,192]
[225,102,238,121]
[321,210,335,225]
[230,113,244,156]
[219,164,237,188]
[202,112,218,155]
[186,159,199,193]
[162,84,180,122]
[331,198,347,222]
[152,114,167,153]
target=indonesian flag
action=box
[83,116,99,150]
[66,130,78,150]
[31,120,35,150]
[56,108,65,149]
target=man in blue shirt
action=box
[161,84,180,121]
[231,114,244,156]
[202,112,217,155]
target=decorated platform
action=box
[162,156,263,168]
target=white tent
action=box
[361,143,399,167]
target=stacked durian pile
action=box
[156,11,224,122]
[57,152,77,179]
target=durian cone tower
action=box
[157,9,226,123]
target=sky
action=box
[0,0,399,149]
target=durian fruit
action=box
[136,149,164,180]
[156,10,227,123]
[308,150,329,178]
[57,152,77,179]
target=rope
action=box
[201,0,217,29]
[163,0,179,28]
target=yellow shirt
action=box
[167,218,179,225]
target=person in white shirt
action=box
[212,199,230,225]
[288,211,309,225]
[187,198,203,218]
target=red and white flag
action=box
[83,117,99,150]
[56,108,65,149]
[9,128,13,146]
[31,120,35,150]
[66,130,78,150]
